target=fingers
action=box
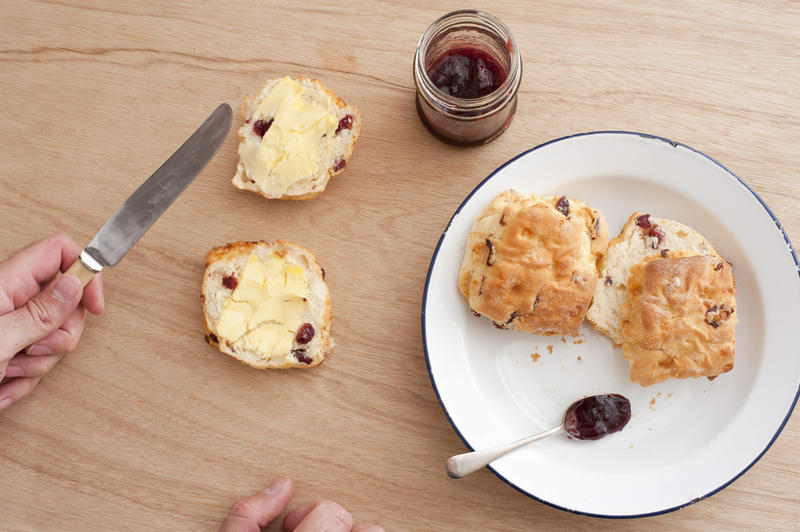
[82,272,104,316]
[0,376,41,412]
[219,477,293,532]
[4,353,65,379]
[0,232,81,306]
[0,274,82,362]
[24,305,86,356]
[0,232,104,316]
[283,500,353,532]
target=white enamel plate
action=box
[422,132,800,517]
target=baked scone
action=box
[458,189,609,336]
[587,212,720,344]
[621,252,737,386]
[233,76,361,200]
[202,241,332,369]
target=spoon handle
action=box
[446,425,564,478]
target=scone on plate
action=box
[233,76,361,200]
[621,252,737,386]
[202,241,332,369]
[458,189,609,336]
[587,212,720,345]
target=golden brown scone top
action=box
[458,190,608,336]
[621,253,737,386]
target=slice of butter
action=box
[239,77,338,195]
[216,254,310,359]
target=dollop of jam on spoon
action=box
[563,393,631,440]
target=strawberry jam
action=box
[564,394,631,440]
[427,47,506,99]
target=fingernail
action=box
[53,274,81,303]
[0,398,12,411]
[263,476,291,495]
[4,366,24,378]
[26,345,53,356]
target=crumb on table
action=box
[531,353,540,362]
[546,345,553,354]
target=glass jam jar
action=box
[414,10,522,145]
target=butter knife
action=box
[66,103,233,285]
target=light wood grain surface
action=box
[1,1,798,530]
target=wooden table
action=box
[1,1,798,530]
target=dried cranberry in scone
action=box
[252,119,273,138]
[705,303,735,328]
[649,227,664,248]
[295,323,315,344]
[555,196,570,217]
[336,115,354,134]
[292,349,313,365]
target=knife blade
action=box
[66,103,233,285]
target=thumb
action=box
[220,477,294,532]
[0,274,83,362]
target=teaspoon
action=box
[446,394,631,479]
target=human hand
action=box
[0,232,104,411]
[220,477,384,532]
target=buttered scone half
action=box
[233,76,361,200]
[587,212,720,345]
[621,252,737,386]
[202,241,332,369]
[458,189,609,336]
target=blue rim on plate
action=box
[420,130,800,519]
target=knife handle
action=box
[65,250,104,287]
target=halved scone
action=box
[233,76,361,200]
[587,212,720,345]
[458,189,608,336]
[202,240,332,369]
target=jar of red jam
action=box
[414,10,522,145]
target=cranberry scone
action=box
[587,213,720,345]
[233,76,361,200]
[621,252,737,386]
[458,189,609,336]
[202,241,332,369]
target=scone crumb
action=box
[573,338,584,344]
[546,345,553,354]
[561,337,567,343]
[531,353,541,362]
[577,355,582,361]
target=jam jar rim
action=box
[414,9,522,118]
